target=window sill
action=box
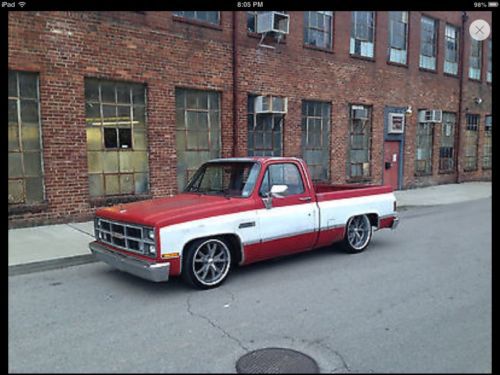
[9,201,49,215]
[89,194,152,208]
[303,44,333,54]
[438,170,455,175]
[419,67,438,74]
[468,77,482,83]
[386,60,408,68]
[349,54,375,62]
[482,167,492,171]
[463,168,478,172]
[443,72,459,79]
[247,31,287,44]
[172,16,222,31]
[414,172,433,177]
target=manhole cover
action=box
[236,347,319,374]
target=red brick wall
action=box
[8,11,492,227]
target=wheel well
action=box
[182,234,243,266]
[366,213,379,228]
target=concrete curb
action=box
[9,254,98,277]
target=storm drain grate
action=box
[236,347,319,374]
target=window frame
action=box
[85,78,149,198]
[415,110,434,176]
[172,11,222,29]
[303,11,334,51]
[8,71,46,206]
[387,11,409,66]
[350,11,376,60]
[483,115,492,169]
[258,162,306,198]
[464,114,480,171]
[419,15,438,72]
[443,23,460,76]
[468,38,483,81]
[438,112,457,173]
[347,104,373,181]
[487,39,492,83]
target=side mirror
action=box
[261,185,288,210]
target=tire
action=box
[182,237,232,289]
[340,214,373,254]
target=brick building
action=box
[8,11,492,227]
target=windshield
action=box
[184,162,261,198]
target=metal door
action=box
[383,141,400,190]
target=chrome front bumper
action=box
[89,241,170,282]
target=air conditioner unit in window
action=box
[388,113,405,134]
[254,95,288,114]
[419,109,443,123]
[352,106,369,120]
[256,12,290,34]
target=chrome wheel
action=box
[192,239,231,287]
[347,215,372,250]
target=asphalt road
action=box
[9,199,491,373]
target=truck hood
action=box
[95,193,257,227]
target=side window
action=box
[259,163,305,197]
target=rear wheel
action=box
[341,214,373,253]
[182,238,232,289]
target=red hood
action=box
[95,193,257,227]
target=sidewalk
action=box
[8,181,491,276]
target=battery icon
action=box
[488,1,499,6]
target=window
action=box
[350,11,375,58]
[388,11,408,64]
[173,11,220,25]
[444,24,459,75]
[469,39,482,80]
[301,101,331,182]
[304,11,333,49]
[247,95,283,157]
[259,163,305,197]
[347,105,372,179]
[85,79,149,197]
[415,110,434,175]
[487,39,492,82]
[464,114,479,171]
[439,112,456,172]
[8,71,45,205]
[185,162,260,197]
[176,89,221,190]
[420,16,438,70]
[483,115,492,169]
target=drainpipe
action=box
[232,11,239,157]
[456,11,468,183]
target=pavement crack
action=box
[65,223,94,238]
[186,294,248,352]
[299,336,352,373]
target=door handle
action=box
[299,197,312,202]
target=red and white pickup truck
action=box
[90,157,399,289]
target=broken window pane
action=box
[119,128,132,149]
[104,128,118,148]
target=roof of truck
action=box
[208,157,303,163]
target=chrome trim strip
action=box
[89,241,169,282]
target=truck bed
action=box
[314,183,394,202]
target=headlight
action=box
[146,244,156,255]
[145,229,155,241]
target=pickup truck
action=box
[90,157,399,289]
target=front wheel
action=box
[340,214,373,254]
[182,238,232,289]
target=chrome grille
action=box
[94,217,156,256]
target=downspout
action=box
[456,11,468,183]
[232,11,239,157]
